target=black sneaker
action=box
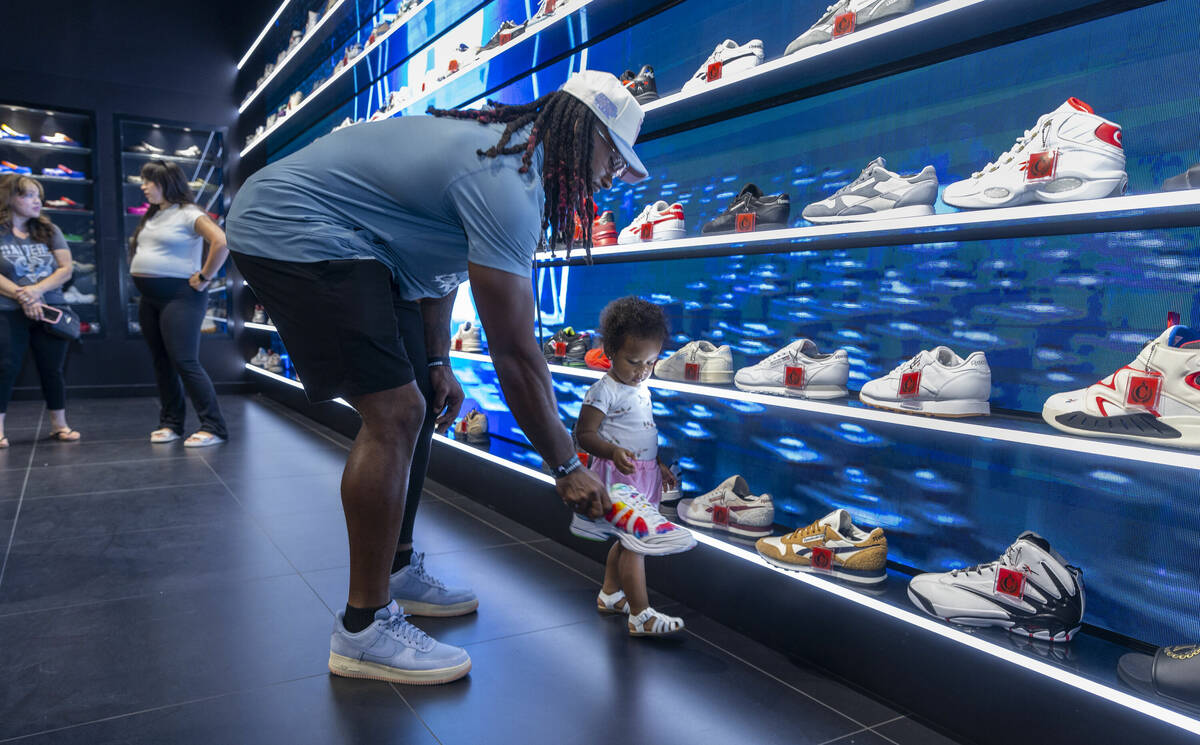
[701,184,790,234]
[620,65,658,104]
[478,20,525,54]
[543,327,589,366]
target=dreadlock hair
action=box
[428,91,599,258]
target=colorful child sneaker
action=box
[654,340,734,384]
[678,475,774,538]
[569,483,696,556]
[628,606,684,637]
[389,551,479,617]
[0,160,31,174]
[1042,321,1200,449]
[329,600,472,684]
[40,132,76,145]
[755,508,887,584]
[734,338,849,399]
[859,346,991,417]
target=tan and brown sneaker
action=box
[755,509,887,585]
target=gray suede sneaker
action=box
[329,601,471,684]
[389,552,479,616]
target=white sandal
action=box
[597,589,630,615]
[150,428,180,444]
[183,431,226,448]
[628,606,684,637]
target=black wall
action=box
[0,0,277,399]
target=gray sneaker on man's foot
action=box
[329,600,471,684]
[389,552,479,616]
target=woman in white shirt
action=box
[129,160,229,446]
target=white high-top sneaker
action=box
[1042,323,1200,449]
[654,341,733,384]
[617,201,686,244]
[943,98,1126,209]
[907,531,1085,643]
[678,475,774,537]
[859,346,991,416]
[681,39,764,94]
[734,339,849,399]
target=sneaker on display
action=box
[1042,322,1200,449]
[620,65,658,104]
[701,183,791,234]
[734,339,849,399]
[288,29,304,50]
[0,161,31,174]
[45,197,84,209]
[859,346,991,417]
[755,508,887,584]
[73,260,95,273]
[454,408,489,444]
[250,348,269,368]
[306,10,320,31]
[1164,164,1200,192]
[569,483,696,556]
[592,210,618,246]
[129,141,164,154]
[477,20,525,55]
[802,157,937,223]
[125,174,144,185]
[41,132,76,145]
[618,201,686,244]
[543,327,589,366]
[678,474,774,538]
[452,321,483,352]
[266,352,283,373]
[786,0,915,55]
[62,287,96,304]
[654,340,733,384]
[389,551,478,616]
[907,531,1084,643]
[942,98,1126,209]
[659,462,682,502]
[681,39,763,94]
[252,305,268,324]
[1,124,30,141]
[287,91,304,110]
[201,316,217,333]
[585,347,611,371]
[329,600,472,684]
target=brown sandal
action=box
[48,428,80,442]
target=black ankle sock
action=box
[391,548,413,574]
[343,603,386,633]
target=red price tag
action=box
[809,546,833,571]
[994,567,1026,599]
[639,221,654,240]
[454,338,463,351]
[684,362,700,381]
[1168,312,1181,328]
[898,371,921,398]
[1025,150,1058,182]
[832,11,856,37]
[705,61,723,82]
[554,341,567,356]
[543,0,557,11]
[711,505,729,525]
[785,366,805,388]
[735,213,756,232]
[1126,374,1163,410]
[498,31,513,45]
[447,60,459,73]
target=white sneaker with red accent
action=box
[1042,322,1200,449]
[569,483,695,555]
[617,201,686,244]
[859,346,991,417]
[678,475,774,538]
[943,98,1126,209]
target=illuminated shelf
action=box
[239,0,348,113]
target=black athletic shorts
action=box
[232,253,426,403]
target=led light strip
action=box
[245,321,277,332]
[240,0,435,157]
[449,351,1200,471]
[204,315,229,324]
[239,0,348,113]
[243,359,1200,734]
[641,0,985,113]
[536,191,1200,264]
[238,0,293,71]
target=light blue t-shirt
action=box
[227,116,545,301]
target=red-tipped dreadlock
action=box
[428,92,598,257]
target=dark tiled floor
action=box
[0,395,966,745]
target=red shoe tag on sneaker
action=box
[1025,150,1058,182]
[543,0,557,12]
[735,212,756,232]
[832,11,856,37]
[639,221,654,240]
[711,504,729,525]
[898,371,921,397]
[785,366,805,388]
[684,362,701,381]
[498,31,513,44]
[1126,374,1163,410]
[705,61,723,82]
[454,338,463,351]
[554,341,567,356]
[994,567,1026,599]
[809,546,833,571]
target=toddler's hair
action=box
[599,296,669,356]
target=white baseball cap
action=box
[559,70,648,184]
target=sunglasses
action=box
[596,127,628,179]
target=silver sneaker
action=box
[389,551,479,617]
[329,600,472,684]
[802,157,937,224]
[786,0,915,55]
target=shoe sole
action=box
[678,500,772,537]
[329,652,472,684]
[760,552,886,585]
[656,369,734,385]
[702,221,789,234]
[569,521,696,556]
[859,392,989,417]
[395,597,480,617]
[943,174,1126,209]
[617,225,686,244]
[629,625,685,637]
[803,203,934,224]
[906,587,1078,642]
[1041,407,1199,448]
[734,381,847,399]
[183,436,227,448]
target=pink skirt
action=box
[590,456,662,507]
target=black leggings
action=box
[0,309,69,413]
[134,276,228,439]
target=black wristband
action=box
[427,356,451,367]
[551,454,582,479]
[198,272,210,282]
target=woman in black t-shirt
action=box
[0,174,79,447]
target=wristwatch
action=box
[551,454,583,479]
[198,272,210,282]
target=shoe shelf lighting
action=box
[447,350,1200,472]
[33,174,93,185]
[204,315,229,324]
[240,0,437,157]
[0,140,90,155]
[241,359,1200,739]
[239,0,348,114]
[535,191,1200,265]
[123,149,221,166]
[245,321,277,332]
[238,0,294,70]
